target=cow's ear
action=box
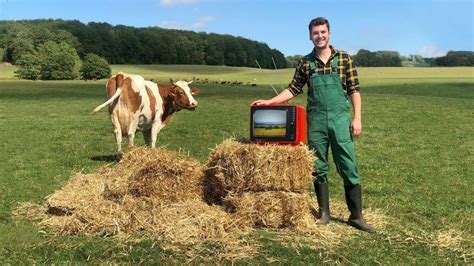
[169,85,177,96]
[191,87,200,95]
[188,76,195,84]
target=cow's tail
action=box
[92,74,124,113]
[92,88,122,113]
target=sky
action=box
[0,0,473,57]
[254,109,286,125]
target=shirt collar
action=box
[312,45,338,62]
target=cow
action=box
[93,72,199,153]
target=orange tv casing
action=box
[250,104,307,145]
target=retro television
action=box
[250,104,307,145]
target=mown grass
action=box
[0,65,472,263]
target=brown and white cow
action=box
[93,72,199,153]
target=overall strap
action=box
[331,55,339,73]
[308,52,339,76]
[306,52,317,76]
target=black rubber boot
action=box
[344,185,376,233]
[313,181,330,224]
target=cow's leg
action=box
[127,114,140,149]
[114,128,123,154]
[111,114,123,154]
[127,132,135,149]
[150,122,164,148]
[143,129,152,146]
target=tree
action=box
[81,53,111,80]
[38,41,81,80]
[431,51,474,66]
[353,49,402,67]
[14,52,41,80]
[0,47,4,62]
[15,41,81,80]
[286,55,303,68]
[5,32,35,64]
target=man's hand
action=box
[250,89,295,106]
[251,99,273,106]
[351,118,362,137]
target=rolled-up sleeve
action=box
[345,54,360,95]
[287,59,308,96]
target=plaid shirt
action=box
[287,46,360,96]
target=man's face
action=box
[310,24,331,49]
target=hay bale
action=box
[13,143,392,260]
[104,147,203,203]
[204,139,314,203]
[143,199,246,243]
[127,156,203,202]
[46,172,107,216]
[42,196,244,242]
[225,192,311,228]
[26,147,249,244]
[46,147,204,216]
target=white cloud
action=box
[190,16,215,29]
[159,16,215,30]
[345,48,358,56]
[159,20,184,29]
[417,46,447,58]
[160,0,200,6]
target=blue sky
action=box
[0,0,472,57]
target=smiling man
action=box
[251,17,374,233]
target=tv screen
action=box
[253,109,287,137]
[250,104,306,145]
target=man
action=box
[251,17,375,233]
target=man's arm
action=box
[345,53,362,137]
[251,89,295,105]
[251,59,307,106]
[350,91,362,137]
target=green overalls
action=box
[307,54,360,187]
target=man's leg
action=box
[330,109,375,233]
[313,133,330,223]
[308,111,331,224]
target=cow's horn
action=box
[188,76,195,84]
[170,78,175,84]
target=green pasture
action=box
[0,65,472,263]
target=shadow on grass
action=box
[310,206,348,225]
[90,154,121,162]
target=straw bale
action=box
[46,172,107,215]
[204,139,314,203]
[225,191,311,228]
[19,147,249,245]
[13,143,392,261]
[104,147,204,203]
[141,199,247,243]
[127,157,203,202]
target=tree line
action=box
[0,19,471,80]
[0,19,287,69]
[430,51,474,66]
[286,50,474,68]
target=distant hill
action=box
[0,19,287,69]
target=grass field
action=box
[0,64,473,263]
[254,127,287,137]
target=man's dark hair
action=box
[308,17,330,32]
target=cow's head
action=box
[170,78,199,111]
